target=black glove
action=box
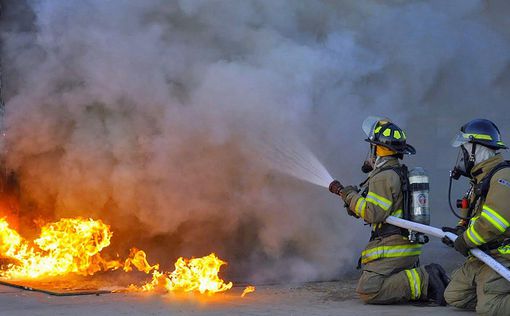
[453,236,470,257]
[442,226,467,235]
[441,226,466,248]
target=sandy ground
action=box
[0,279,473,316]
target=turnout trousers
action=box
[445,256,510,315]
[356,255,429,304]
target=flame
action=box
[0,217,121,279]
[132,253,233,295]
[0,216,235,296]
[124,248,159,274]
[241,285,255,297]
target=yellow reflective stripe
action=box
[361,200,367,218]
[366,192,392,211]
[498,245,510,255]
[361,244,422,264]
[392,209,403,218]
[394,130,402,139]
[466,225,485,246]
[413,269,422,299]
[355,197,367,218]
[371,223,382,232]
[374,126,382,134]
[383,128,391,137]
[405,268,421,300]
[497,141,506,146]
[463,133,493,140]
[482,205,510,233]
[405,270,415,299]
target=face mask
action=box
[361,145,376,173]
[453,144,475,178]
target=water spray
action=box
[256,136,333,188]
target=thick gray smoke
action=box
[1,0,510,282]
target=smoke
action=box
[1,0,510,282]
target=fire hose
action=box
[329,180,510,282]
[386,215,510,283]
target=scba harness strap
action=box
[369,165,409,241]
[473,160,510,202]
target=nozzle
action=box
[329,180,344,195]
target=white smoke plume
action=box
[1,0,509,282]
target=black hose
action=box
[448,176,473,220]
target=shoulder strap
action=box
[371,164,410,218]
[358,165,394,187]
[477,161,510,199]
[370,164,410,240]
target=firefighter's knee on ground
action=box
[444,283,476,310]
[356,271,384,304]
[443,287,464,307]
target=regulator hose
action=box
[448,176,474,221]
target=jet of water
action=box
[255,136,334,188]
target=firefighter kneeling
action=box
[330,116,449,305]
[442,119,510,315]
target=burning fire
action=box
[0,216,252,296]
[0,217,121,279]
[130,252,233,295]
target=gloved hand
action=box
[339,185,358,200]
[453,236,470,257]
[345,207,360,218]
[442,226,467,235]
[441,226,466,248]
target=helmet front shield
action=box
[362,116,390,140]
[451,131,471,148]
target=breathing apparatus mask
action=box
[448,142,497,219]
[451,143,497,180]
[361,144,376,174]
[451,143,476,180]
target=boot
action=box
[424,263,448,306]
[431,263,450,288]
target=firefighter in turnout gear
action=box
[330,117,449,305]
[442,119,510,315]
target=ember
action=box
[241,285,256,297]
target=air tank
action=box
[408,167,430,225]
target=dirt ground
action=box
[0,279,472,316]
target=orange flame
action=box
[241,285,255,297]
[0,217,121,279]
[132,253,233,295]
[0,216,235,295]
[124,248,159,274]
